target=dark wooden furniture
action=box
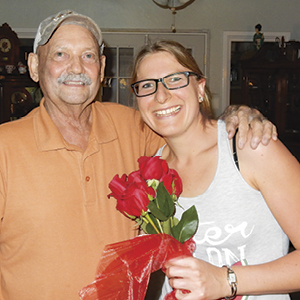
[0,23,20,68]
[240,41,300,161]
[0,75,40,123]
[0,23,41,124]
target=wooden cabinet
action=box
[0,23,41,124]
[0,75,40,123]
[241,41,300,161]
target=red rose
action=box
[127,170,145,184]
[117,182,151,217]
[109,171,156,218]
[127,171,156,198]
[138,156,169,181]
[108,174,128,200]
[161,169,183,198]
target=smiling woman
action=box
[134,51,207,139]
[130,40,300,300]
[131,40,213,125]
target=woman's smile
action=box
[154,105,181,117]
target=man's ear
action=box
[27,53,39,83]
[99,55,106,82]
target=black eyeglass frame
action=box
[131,71,201,97]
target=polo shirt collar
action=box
[34,99,118,151]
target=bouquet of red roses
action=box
[108,156,198,242]
[79,156,199,300]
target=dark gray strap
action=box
[233,130,240,170]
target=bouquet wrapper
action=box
[79,233,246,300]
[79,233,195,300]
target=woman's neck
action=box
[161,120,219,197]
[162,120,217,164]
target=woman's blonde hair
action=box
[131,40,214,120]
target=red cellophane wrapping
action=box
[79,233,195,300]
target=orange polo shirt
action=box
[0,99,163,300]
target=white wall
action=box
[1,0,300,116]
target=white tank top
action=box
[158,120,290,300]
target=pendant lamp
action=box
[152,0,195,32]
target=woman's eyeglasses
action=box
[131,71,200,97]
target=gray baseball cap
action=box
[33,10,103,53]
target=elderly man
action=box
[0,10,275,300]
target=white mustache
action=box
[57,73,92,85]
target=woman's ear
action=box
[27,53,39,83]
[198,78,206,102]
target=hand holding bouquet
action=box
[79,156,246,300]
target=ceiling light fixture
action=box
[153,0,195,32]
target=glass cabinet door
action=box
[102,46,135,107]
[101,33,145,107]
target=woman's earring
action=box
[199,96,203,103]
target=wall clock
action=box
[0,38,12,53]
[0,23,20,69]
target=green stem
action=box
[144,214,161,234]
[157,219,164,233]
[141,216,149,224]
[170,216,174,228]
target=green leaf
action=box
[145,214,161,234]
[161,218,172,235]
[171,205,199,243]
[145,223,158,234]
[147,201,168,221]
[172,216,179,227]
[155,182,175,218]
[162,216,180,236]
[136,218,147,233]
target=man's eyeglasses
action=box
[131,71,200,97]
